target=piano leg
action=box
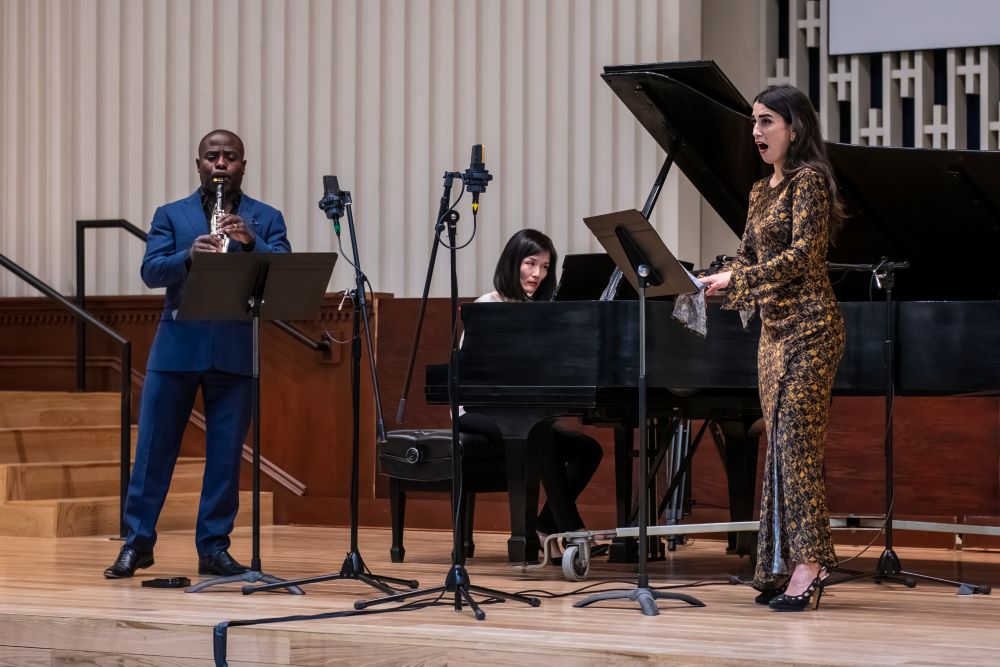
[611,421,682,563]
[610,424,638,563]
[504,433,544,564]
[473,410,561,564]
[718,417,762,558]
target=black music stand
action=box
[180,251,337,594]
[575,209,705,616]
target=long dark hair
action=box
[493,229,558,302]
[754,85,846,237]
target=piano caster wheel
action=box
[562,544,590,582]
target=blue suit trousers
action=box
[124,369,251,556]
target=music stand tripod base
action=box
[187,570,304,594]
[573,587,704,616]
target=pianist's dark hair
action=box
[754,84,846,238]
[493,229,558,302]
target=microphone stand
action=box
[244,187,418,595]
[356,170,541,620]
[824,259,988,595]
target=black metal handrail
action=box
[272,320,333,357]
[76,220,148,391]
[1,252,133,539]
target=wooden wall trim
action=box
[0,293,388,522]
[2,294,998,536]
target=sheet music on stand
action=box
[178,252,335,321]
[588,209,708,336]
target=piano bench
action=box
[378,429,506,563]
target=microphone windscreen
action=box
[323,175,340,196]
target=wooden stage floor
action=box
[0,525,998,666]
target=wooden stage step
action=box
[0,390,274,540]
[0,526,997,666]
[0,390,120,428]
[0,457,204,501]
[0,489,271,538]
[0,424,138,463]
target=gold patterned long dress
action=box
[723,167,846,590]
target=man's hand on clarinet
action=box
[191,234,225,254]
[219,214,255,245]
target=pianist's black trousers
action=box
[535,424,603,535]
[458,414,603,535]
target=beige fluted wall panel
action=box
[1,0,702,298]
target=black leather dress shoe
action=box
[197,549,250,576]
[104,545,154,579]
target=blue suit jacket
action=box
[142,190,291,375]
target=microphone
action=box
[318,175,345,235]
[462,144,493,214]
[707,254,735,272]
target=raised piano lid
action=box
[602,60,1000,302]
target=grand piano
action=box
[432,60,1000,565]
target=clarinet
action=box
[210,177,229,253]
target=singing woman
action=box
[700,85,846,611]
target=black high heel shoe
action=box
[768,575,824,611]
[753,585,786,605]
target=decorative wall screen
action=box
[761,0,999,150]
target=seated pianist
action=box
[459,229,606,555]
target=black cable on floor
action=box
[512,573,745,599]
[213,588,504,666]
[211,572,748,664]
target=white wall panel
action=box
[0,0,702,298]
